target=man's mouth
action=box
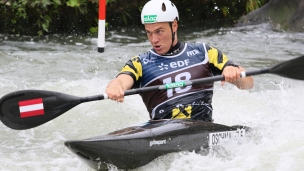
[154,45,161,51]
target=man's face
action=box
[144,22,174,55]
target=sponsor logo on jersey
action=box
[158,59,190,70]
[187,49,200,57]
[143,56,157,65]
[158,63,169,70]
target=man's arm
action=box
[221,66,254,90]
[106,74,134,102]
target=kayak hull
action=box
[64,119,246,170]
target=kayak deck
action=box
[64,119,247,170]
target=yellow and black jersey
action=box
[118,42,234,121]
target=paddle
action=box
[1,55,304,130]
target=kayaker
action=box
[105,0,253,121]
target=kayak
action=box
[65,119,247,170]
[64,119,248,170]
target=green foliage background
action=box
[0,0,269,35]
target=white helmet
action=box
[141,0,179,24]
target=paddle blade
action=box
[270,55,304,80]
[0,90,81,130]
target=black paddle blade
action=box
[270,55,304,80]
[0,90,81,130]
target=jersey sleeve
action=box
[117,56,143,88]
[205,44,234,75]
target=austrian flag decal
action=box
[19,98,45,118]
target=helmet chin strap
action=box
[171,32,176,47]
[162,21,177,55]
[169,22,176,47]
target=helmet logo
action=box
[144,15,157,23]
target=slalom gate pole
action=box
[98,0,106,53]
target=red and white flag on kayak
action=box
[19,98,45,118]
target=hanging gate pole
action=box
[98,0,106,53]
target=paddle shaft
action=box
[124,68,270,94]
[80,68,271,103]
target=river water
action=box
[0,23,304,171]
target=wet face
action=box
[144,21,178,55]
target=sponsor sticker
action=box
[19,98,45,118]
[144,15,157,23]
[208,129,246,146]
[165,82,186,89]
[149,139,166,147]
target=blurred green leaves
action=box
[0,0,269,35]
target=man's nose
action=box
[151,33,159,43]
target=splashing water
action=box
[0,24,304,171]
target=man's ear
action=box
[172,20,178,32]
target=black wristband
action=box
[227,63,239,68]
